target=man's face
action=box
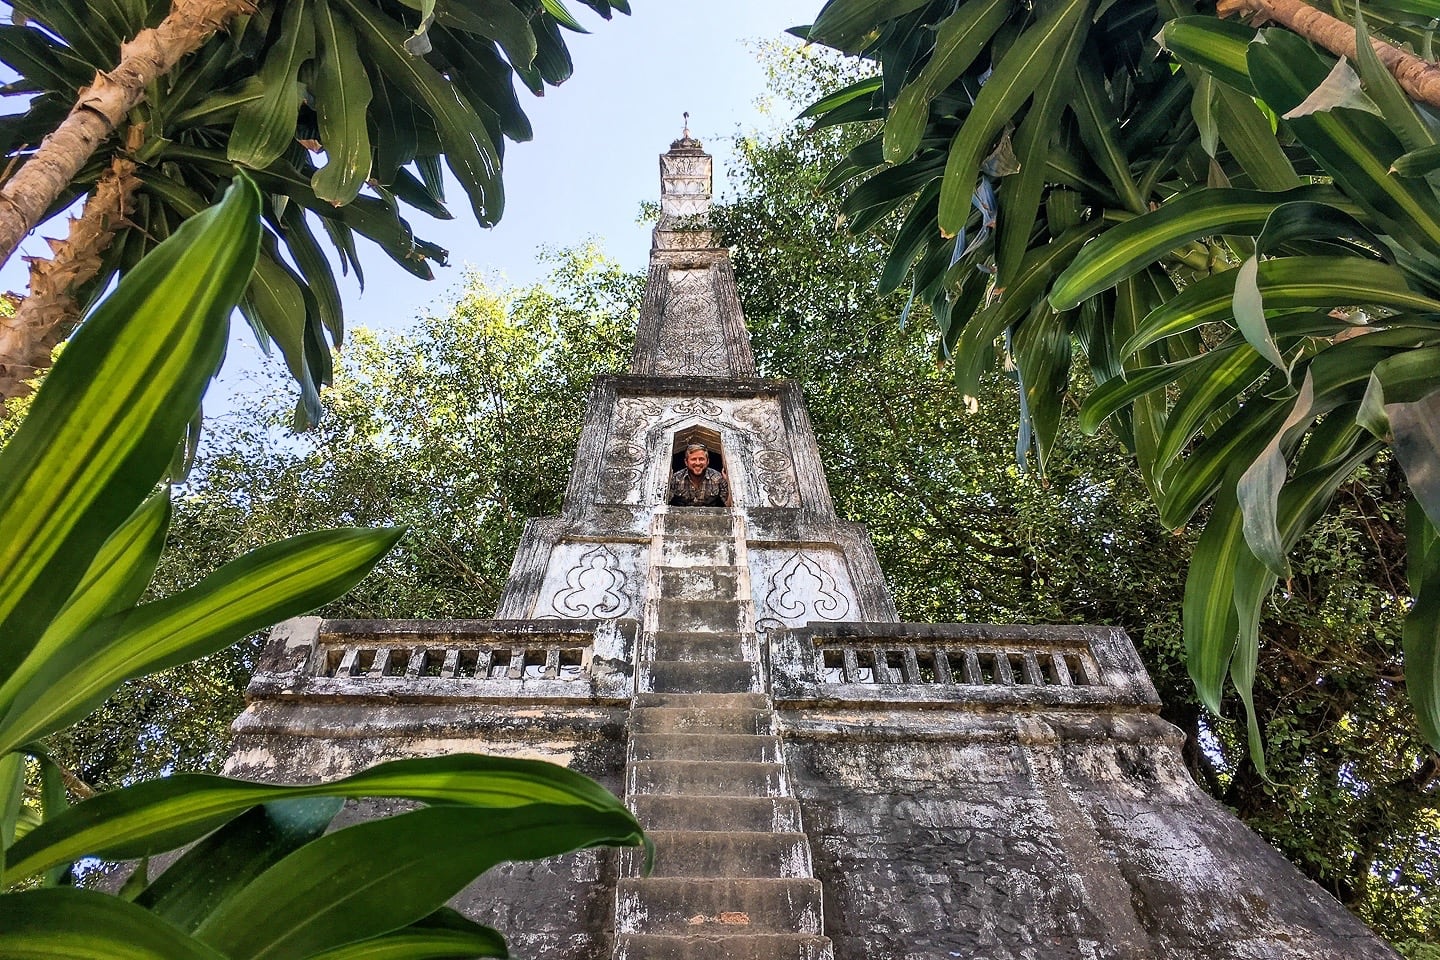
[685,449,709,476]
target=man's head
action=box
[684,442,709,477]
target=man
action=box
[669,442,730,507]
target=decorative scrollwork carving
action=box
[765,552,850,623]
[655,269,725,374]
[672,397,724,418]
[552,546,630,619]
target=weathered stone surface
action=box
[223,133,1397,960]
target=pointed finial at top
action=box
[670,112,703,152]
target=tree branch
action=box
[0,0,254,268]
[0,155,141,411]
[1219,0,1440,109]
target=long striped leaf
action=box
[1250,29,1440,251]
[1214,83,1302,191]
[808,0,930,52]
[0,526,403,756]
[1154,343,1275,475]
[1236,371,1317,575]
[312,0,373,205]
[1078,352,1210,435]
[1122,257,1440,356]
[138,798,344,931]
[336,0,502,225]
[1354,7,1436,154]
[798,75,881,120]
[1184,481,1245,712]
[1071,51,1143,214]
[937,0,1090,236]
[1050,185,1353,310]
[995,11,1087,289]
[0,888,227,959]
[883,0,1011,164]
[1231,424,1380,764]
[194,804,641,960]
[228,0,315,169]
[305,910,506,960]
[0,494,170,706]
[0,178,259,676]
[1406,501,1440,750]
[1160,16,1258,96]
[953,221,1100,394]
[5,754,635,882]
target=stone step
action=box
[635,692,770,710]
[616,878,823,936]
[650,630,745,662]
[640,830,813,878]
[657,566,739,601]
[629,795,804,833]
[615,933,833,960]
[660,538,736,567]
[662,510,734,537]
[628,760,787,798]
[630,707,772,736]
[655,599,745,633]
[629,732,781,763]
[647,660,756,694]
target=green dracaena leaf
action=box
[1390,387,1440,532]
[938,0,1091,236]
[1049,185,1355,310]
[0,493,171,706]
[1236,370,1318,575]
[0,526,403,756]
[304,909,506,960]
[4,753,637,883]
[882,0,1012,164]
[798,75,881,120]
[0,888,228,959]
[995,8,1087,290]
[808,0,930,53]
[953,221,1101,395]
[1184,480,1245,712]
[138,798,344,930]
[1250,29,1440,251]
[1121,256,1440,356]
[229,0,315,169]
[336,0,503,225]
[1160,16,1258,96]
[1213,82,1302,191]
[194,803,640,960]
[1354,6,1436,154]
[1405,500,1440,750]
[281,203,346,345]
[0,177,260,676]
[241,250,323,426]
[311,0,373,205]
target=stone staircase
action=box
[614,509,832,960]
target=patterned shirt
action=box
[669,467,729,507]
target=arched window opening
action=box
[669,426,725,474]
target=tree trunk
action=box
[0,0,254,269]
[0,157,141,411]
[1219,0,1440,109]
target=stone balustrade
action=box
[768,622,1160,710]
[244,616,637,704]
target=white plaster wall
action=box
[531,541,649,621]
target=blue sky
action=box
[3,2,821,400]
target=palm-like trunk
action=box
[1220,0,1440,107]
[0,158,141,410]
[0,0,254,269]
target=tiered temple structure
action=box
[225,134,1398,960]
